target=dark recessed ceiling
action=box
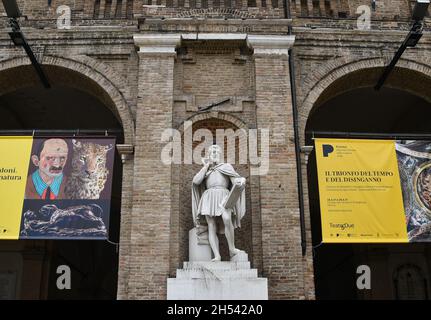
[0,85,121,130]
[306,86,431,141]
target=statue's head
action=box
[207,144,222,164]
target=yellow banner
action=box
[315,139,408,243]
[0,136,33,240]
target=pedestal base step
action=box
[183,261,250,270]
[167,278,268,300]
[167,261,268,300]
[176,268,258,279]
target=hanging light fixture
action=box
[1,0,51,88]
[375,0,430,90]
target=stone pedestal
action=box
[189,227,212,262]
[167,261,268,300]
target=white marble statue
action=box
[191,144,246,261]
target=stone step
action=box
[167,278,268,300]
[183,261,251,270]
[176,268,258,280]
[231,251,248,262]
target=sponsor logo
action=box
[322,144,334,157]
[330,223,354,231]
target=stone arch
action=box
[299,56,431,144]
[178,111,249,131]
[0,55,134,144]
[175,111,250,174]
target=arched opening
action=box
[305,66,431,300]
[0,64,124,300]
[394,264,428,300]
[172,116,256,269]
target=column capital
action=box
[247,35,295,56]
[300,145,314,165]
[116,144,134,163]
[133,33,181,55]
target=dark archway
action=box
[394,264,428,300]
[0,66,124,300]
[306,80,431,299]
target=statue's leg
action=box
[221,209,241,257]
[205,216,221,261]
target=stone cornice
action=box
[133,33,181,54]
[247,35,295,56]
[133,33,295,56]
[181,33,248,41]
[140,18,291,35]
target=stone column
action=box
[307,0,314,16]
[99,0,106,19]
[300,145,316,300]
[319,0,326,17]
[111,0,118,18]
[248,35,311,299]
[116,144,135,300]
[331,0,339,18]
[127,34,180,299]
[121,0,127,18]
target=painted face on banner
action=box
[33,139,69,177]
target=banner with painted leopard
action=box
[0,136,116,240]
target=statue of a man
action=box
[192,144,246,261]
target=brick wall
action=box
[126,51,176,299]
[1,0,427,22]
[1,0,430,301]
[254,51,309,299]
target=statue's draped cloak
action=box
[192,163,246,234]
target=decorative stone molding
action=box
[300,145,314,154]
[134,33,295,58]
[247,35,295,56]
[174,94,255,113]
[133,34,181,55]
[177,111,249,132]
[300,145,314,166]
[116,144,135,163]
[178,46,249,65]
[181,33,248,41]
[174,93,196,111]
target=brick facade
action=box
[0,0,430,300]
